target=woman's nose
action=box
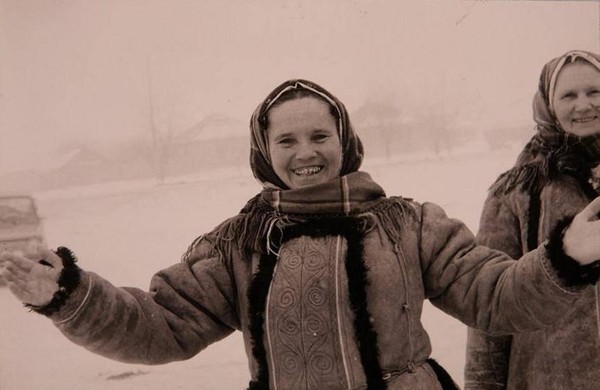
[574,96,593,112]
[295,142,317,159]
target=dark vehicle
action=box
[0,195,45,286]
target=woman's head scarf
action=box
[249,79,364,189]
[531,50,600,155]
[495,50,600,196]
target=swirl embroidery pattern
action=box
[267,236,346,389]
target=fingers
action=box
[7,245,63,269]
[0,251,60,281]
[1,255,38,288]
[577,196,600,221]
[0,251,61,306]
[0,252,32,276]
[2,272,34,298]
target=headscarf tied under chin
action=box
[494,50,600,196]
[249,79,364,189]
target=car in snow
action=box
[0,195,46,286]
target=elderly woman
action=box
[465,50,600,390]
[2,79,600,390]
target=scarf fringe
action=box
[491,163,545,196]
[492,135,598,197]
[183,196,417,265]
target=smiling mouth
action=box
[293,166,323,176]
[573,116,598,124]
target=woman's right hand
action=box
[0,246,63,307]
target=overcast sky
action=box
[1,0,598,173]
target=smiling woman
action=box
[266,97,343,189]
[551,57,600,137]
[249,80,362,191]
[465,50,600,390]
[3,78,600,390]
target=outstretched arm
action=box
[0,243,239,364]
[422,198,600,335]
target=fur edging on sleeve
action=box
[26,246,82,316]
[546,216,600,287]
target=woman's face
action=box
[267,96,342,189]
[552,61,600,137]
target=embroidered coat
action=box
[48,197,588,390]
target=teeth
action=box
[574,117,596,123]
[294,166,322,176]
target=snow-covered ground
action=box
[0,146,520,389]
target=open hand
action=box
[0,246,63,306]
[563,196,600,265]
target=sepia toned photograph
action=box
[1,1,599,389]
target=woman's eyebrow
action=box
[312,128,332,133]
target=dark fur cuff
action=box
[546,216,600,286]
[26,247,82,316]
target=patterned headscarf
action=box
[249,79,364,189]
[495,50,600,196]
[529,50,600,161]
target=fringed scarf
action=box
[492,50,600,250]
[190,171,411,259]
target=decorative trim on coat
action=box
[246,216,387,390]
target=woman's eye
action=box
[313,134,330,143]
[561,92,576,100]
[277,138,294,146]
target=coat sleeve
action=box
[47,239,239,364]
[419,201,585,335]
[464,192,521,390]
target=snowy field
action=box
[0,146,521,389]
